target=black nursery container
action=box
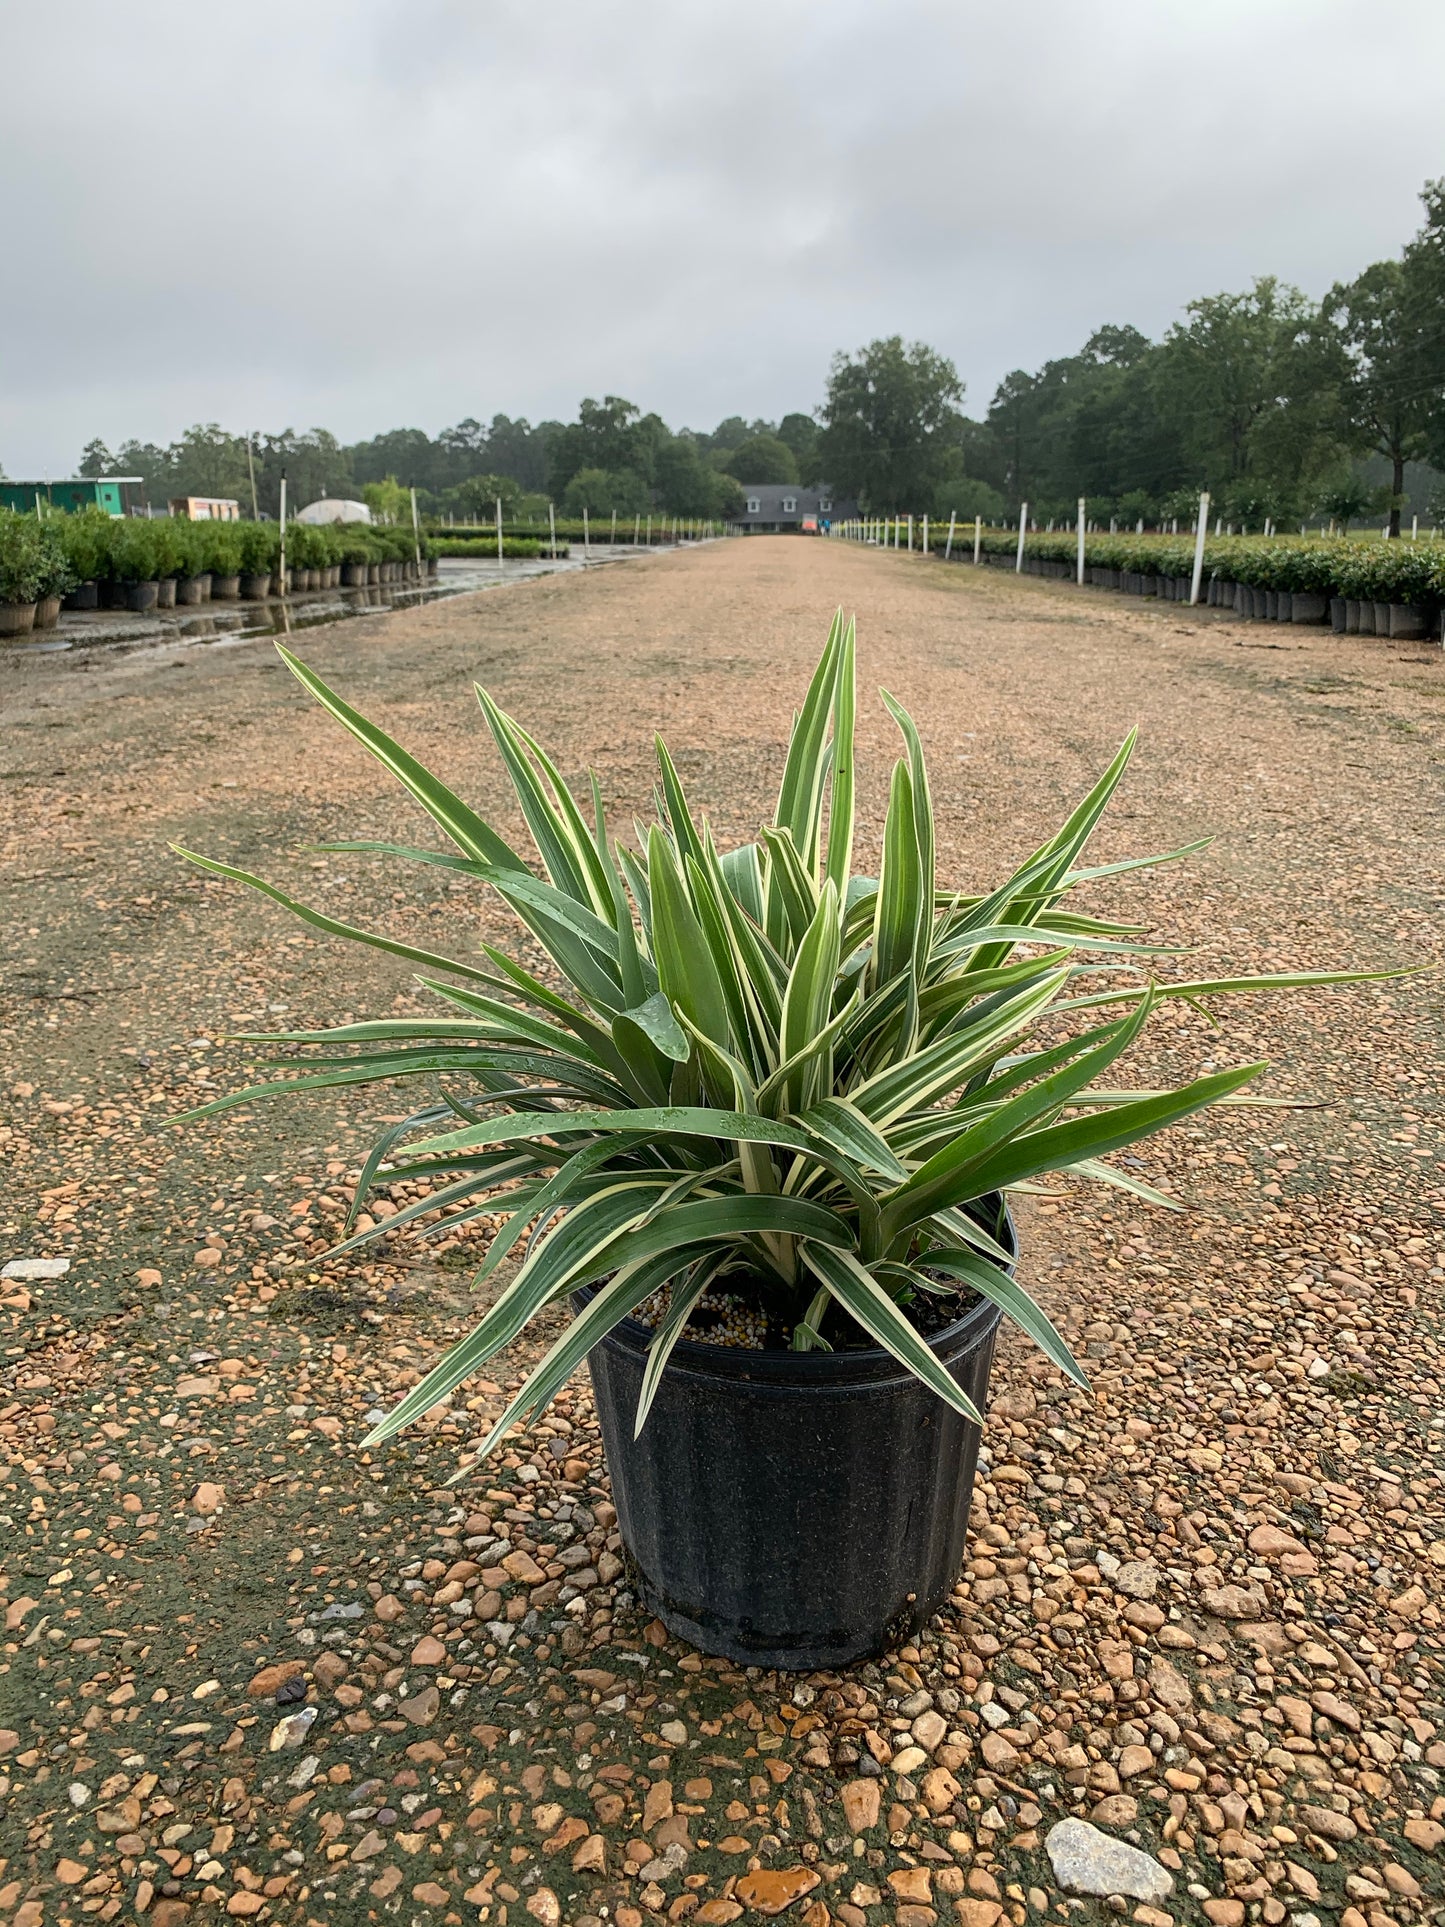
[582,1212,1012,1671]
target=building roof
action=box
[737,485,834,510]
[294,498,373,525]
[733,484,853,523]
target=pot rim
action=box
[578,1198,1016,1389]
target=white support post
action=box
[922,514,929,555]
[1076,497,1086,585]
[1189,491,1210,606]
[549,503,557,559]
[907,514,914,552]
[944,510,956,560]
[973,514,981,565]
[1412,515,1419,541]
[634,513,640,545]
[611,509,617,547]
[496,497,504,571]
[278,472,287,592]
[410,486,422,570]
[1015,504,1028,573]
[583,507,589,557]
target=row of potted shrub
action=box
[958,529,1444,640]
[429,535,572,560]
[0,510,439,635]
[435,519,703,545]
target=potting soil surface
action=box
[2,537,1443,1927]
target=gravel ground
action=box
[1,538,1442,1927]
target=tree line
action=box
[48,177,1445,537]
[69,408,825,526]
[818,180,1445,539]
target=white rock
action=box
[1045,1818,1173,1902]
[1115,1560,1160,1600]
[2,1257,70,1281]
[269,1706,318,1752]
[639,1841,688,1881]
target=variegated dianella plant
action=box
[178,616,1384,1469]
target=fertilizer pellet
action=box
[632,1279,769,1349]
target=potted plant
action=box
[148,518,188,608]
[237,522,276,600]
[181,618,1388,1667]
[107,519,163,612]
[0,513,45,635]
[59,506,112,610]
[337,529,373,587]
[30,519,73,629]
[286,523,322,591]
[204,524,244,600]
[175,522,212,604]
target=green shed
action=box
[0,477,145,516]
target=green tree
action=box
[251,429,351,518]
[1321,261,1431,538]
[1151,278,1339,515]
[481,414,552,492]
[449,473,522,520]
[818,337,966,511]
[560,467,650,516]
[697,415,775,457]
[1402,178,1445,473]
[169,423,251,504]
[547,397,660,498]
[653,438,744,517]
[114,439,173,500]
[777,412,821,484]
[361,476,410,523]
[720,434,799,485]
[348,426,437,492]
[1315,470,1387,534]
[78,437,116,477]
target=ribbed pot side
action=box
[581,1234,1010,1670]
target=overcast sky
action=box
[4,0,1444,475]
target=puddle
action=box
[5,546,678,664]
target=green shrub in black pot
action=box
[59,506,113,608]
[199,523,244,597]
[237,522,278,598]
[178,617,1394,1666]
[0,513,48,634]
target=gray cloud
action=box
[4,0,1443,473]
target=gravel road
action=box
[2,537,1442,1927]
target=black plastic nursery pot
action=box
[581,1211,1013,1671]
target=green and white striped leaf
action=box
[799,1242,983,1424]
